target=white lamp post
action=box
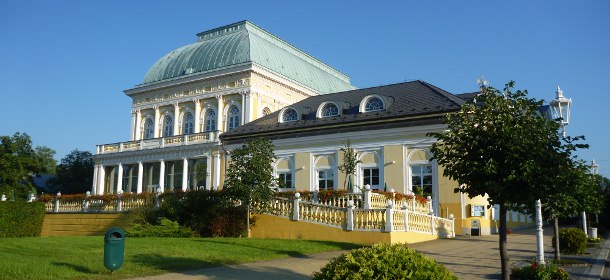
[536,86,573,264]
[549,86,572,137]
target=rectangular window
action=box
[411,164,433,197]
[362,168,380,189]
[277,172,293,189]
[318,169,334,190]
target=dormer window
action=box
[364,97,384,112]
[321,103,339,117]
[280,108,299,123]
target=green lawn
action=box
[0,237,359,280]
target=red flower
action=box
[531,261,539,270]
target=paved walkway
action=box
[132,227,608,280]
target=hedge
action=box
[0,201,45,237]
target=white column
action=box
[117,163,123,193]
[241,92,246,125]
[182,158,189,191]
[130,110,137,141]
[98,166,105,195]
[194,100,201,133]
[159,159,165,192]
[535,199,546,265]
[173,102,180,136]
[134,109,142,140]
[137,161,143,193]
[216,95,224,133]
[153,106,160,138]
[206,156,212,190]
[92,165,99,195]
[245,91,252,123]
[213,153,221,189]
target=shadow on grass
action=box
[51,262,95,273]
[130,253,217,272]
[195,238,361,259]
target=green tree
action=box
[0,133,54,199]
[541,156,596,261]
[35,146,57,175]
[49,150,94,194]
[223,137,276,237]
[429,81,566,280]
[338,140,360,191]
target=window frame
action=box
[182,112,194,135]
[205,109,217,132]
[228,105,240,130]
[280,107,299,123]
[143,118,154,139]
[318,102,340,118]
[163,115,174,137]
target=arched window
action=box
[163,116,173,137]
[321,103,339,117]
[262,107,271,116]
[228,106,240,130]
[282,108,298,122]
[364,97,384,112]
[143,118,154,139]
[205,109,216,132]
[183,112,194,135]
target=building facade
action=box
[93,21,531,235]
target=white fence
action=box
[268,195,455,238]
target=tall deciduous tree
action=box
[338,140,360,192]
[49,150,94,194]
[223,137,276,237]
[0,133,55,199]
[429,81,566,280]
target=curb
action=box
[576,235,610,280]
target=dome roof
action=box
[141,21,355,94]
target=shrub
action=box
[130,190,248,237]
[126,218,196,237]
[552,227,587,254]
[313,243,457,280]
[0,201,45,237]
[511,261,569,280]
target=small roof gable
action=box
[222,80,464,139]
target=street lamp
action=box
[549,86,572,137]
[590,159,599,175]
[536,86,573,265]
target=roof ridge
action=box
[418,80,466,106]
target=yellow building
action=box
[93,20,531,236]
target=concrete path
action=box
[132,227,607,280]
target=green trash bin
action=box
[104,227,125,272]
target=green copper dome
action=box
[141,21,354,94]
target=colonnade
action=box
[92,155,221,195]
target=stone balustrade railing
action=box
[267,193,455,237]
[96,131,218,154]
[41,191,159,213]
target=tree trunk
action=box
[554,216,560,261]
[246,204,250,238]
[499,204,509,280]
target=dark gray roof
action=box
[456,91,479,102]
[221,80,465,141]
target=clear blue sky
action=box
[1,1,609,177]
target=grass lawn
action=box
[0,237,359,280]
